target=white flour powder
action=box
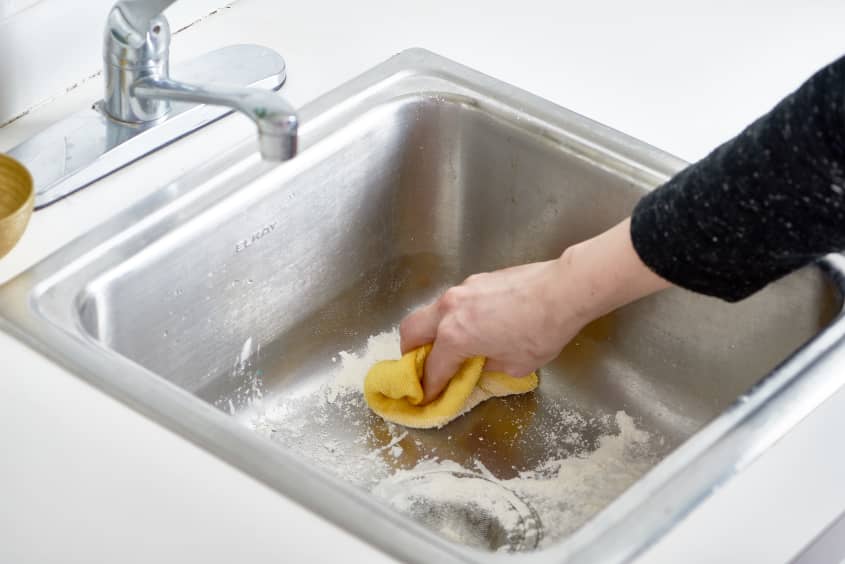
[244,328,664,551]
[324,327,401,403]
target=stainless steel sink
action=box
[4,49,845,563]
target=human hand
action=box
[399,219,671,404]
[399,259,585,403]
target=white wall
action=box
[0,0,40,20]
[0,0,228,125]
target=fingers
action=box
[401,295,467,404]
[399,301,441,354]
[421,338,466,404]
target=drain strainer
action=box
[373,469,543,552]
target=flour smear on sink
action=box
[242,327,663,551]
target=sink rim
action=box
[3,48,845,563]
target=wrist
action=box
[554,243,612,325]
[556,218,671,323]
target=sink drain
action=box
[373,469,543,552]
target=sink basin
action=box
[4,49,845,562]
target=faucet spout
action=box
[103,0,298,161]
[133,78,298,160]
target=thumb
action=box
[421,339,465,404]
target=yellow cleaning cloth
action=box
[364,345,538,429]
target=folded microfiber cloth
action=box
[364,344,539,429]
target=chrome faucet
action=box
[9,0,297,207]
[104,0,297,160]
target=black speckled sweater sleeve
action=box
[630,55,845,302]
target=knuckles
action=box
[436,320,468,349]
[398,315,414,335]
[439,286,466,312]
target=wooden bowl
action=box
[0,154,34,259]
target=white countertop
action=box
[3,1,845,562]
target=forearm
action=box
[399,218,672,401]
[631,54,845,302]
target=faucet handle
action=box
[111,0,178,39]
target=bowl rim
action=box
[0,153,35,222]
